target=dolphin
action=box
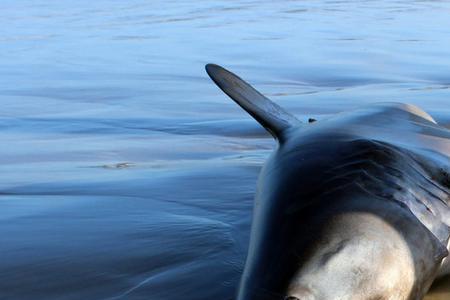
[205,64,450,300]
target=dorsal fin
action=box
[205,64,301,141]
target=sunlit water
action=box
[1,1,450,299]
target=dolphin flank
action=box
[205,64,450,300]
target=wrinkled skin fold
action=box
[205,64,450,300]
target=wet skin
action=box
[238,131,449,300]
[206,64,450,300]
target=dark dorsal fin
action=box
[205,64,301,141]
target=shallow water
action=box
[1,1,450,299]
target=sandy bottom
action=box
[424,275,450,300]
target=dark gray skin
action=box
[205,64,450,300]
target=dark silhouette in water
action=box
[206,64,450,300]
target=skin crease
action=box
[205,64,450,300]
[237,139,447,300]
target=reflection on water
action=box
[1,1,450,299]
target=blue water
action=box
[1,1,450,299]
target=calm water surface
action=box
[1,1,450,299]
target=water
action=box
[1,1,450,299]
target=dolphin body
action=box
[205,64,450,300]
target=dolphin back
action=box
[205,64,301,141]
